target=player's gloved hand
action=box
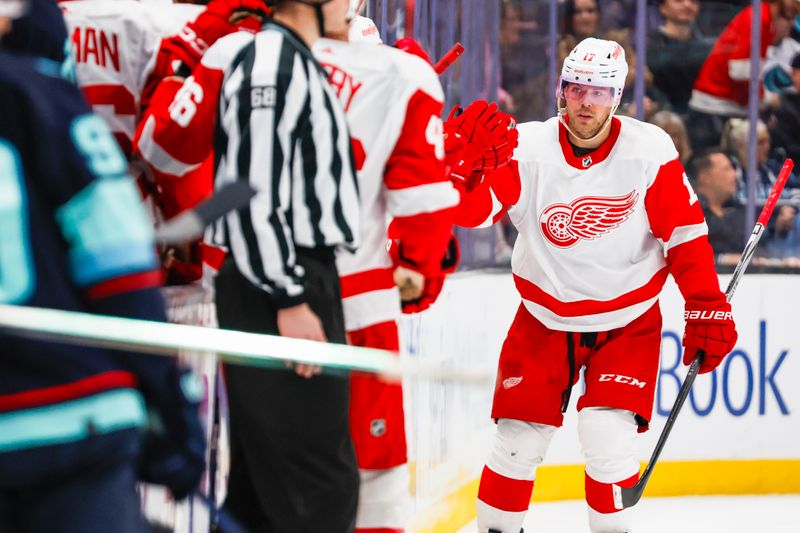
[444,100,518,190]
[400,235,460,314]
[161,0,268,71]
[394,37,433,65]
[682,299,738,374]
[138,366,206,500]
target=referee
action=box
[211,0,360,530]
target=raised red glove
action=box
[682,300,738,374]
[444,100,517,189]
[160,0,268,71]
[401,236,460,314]
[394,37,433,66]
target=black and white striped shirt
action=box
[213,21,360,308]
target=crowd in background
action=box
[477,0,800,270]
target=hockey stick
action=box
[0,304,493,384]
[193,492,249,533]
[154,181,257,245]
[434,42,465,75]
[619,158,795,509]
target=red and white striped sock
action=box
[584,471,638,533]
[476,465,533,533]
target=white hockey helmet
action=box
[348,15,382,43]
[559,37,628,107]
[347,0,365,20]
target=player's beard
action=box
[569,106,612,140]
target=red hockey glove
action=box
[444,100,518,190]
[682,299,738,374]
[160,0,268,71]
[394,37,433,66]
[401,235,460,314]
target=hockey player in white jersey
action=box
[314,6,461,532]
[457,38,738,533]
[61,0,266,158]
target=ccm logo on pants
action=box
[598,374,646,388]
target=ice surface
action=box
[457,495,800,533]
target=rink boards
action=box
[402,272,800,532]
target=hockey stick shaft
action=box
[434,42,464,75]
[193,492,249,533]
[155,181,257,245]
[0,304,492,384]
[620,158,794,508]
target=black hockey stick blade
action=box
[619,353,703,508]
[155,181,257,244]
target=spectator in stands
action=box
[762,15,800,94]
[770,53,800,166]
[647,0,713,113]
[650,110,693,164]
[687,0,800,150]
[721,117,799,201]
[760,203,800,262]
[687,148,746,263]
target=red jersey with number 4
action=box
[460,115,723,331]
[62,1,202,157]
[313,38,459,331]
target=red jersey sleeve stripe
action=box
[339,267,396,298]
[386,182,459,217]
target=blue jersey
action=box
[0,50,194,483]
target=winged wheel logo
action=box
[539,191,639,248]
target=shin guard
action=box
[476,419,556,533]
[579,407,640,532]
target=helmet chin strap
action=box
[557,100,619,145]
[313,3,324,36]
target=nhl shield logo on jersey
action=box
[581,155,592,168]
[539,190,639,248]
[370,418,387,437]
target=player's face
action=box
[322,0,351,36]
[562,83,614,139]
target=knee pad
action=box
[486,418,556,481]
[578,407,639,483]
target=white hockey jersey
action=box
[61,1,202,156]
[313,39,460,331]
[469,115,716,331]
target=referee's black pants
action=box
[215,248,359,533]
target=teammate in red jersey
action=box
[456,38,738,533]
[314,9,461,531]
[63,0,267,282]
